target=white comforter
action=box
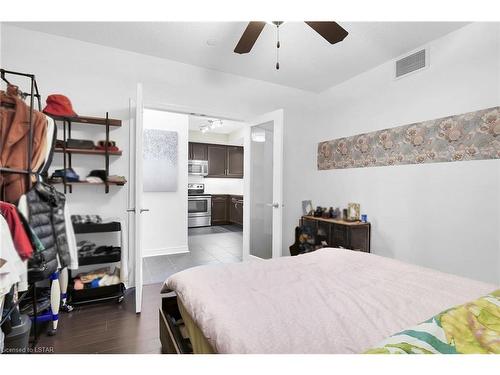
[163,249,496,354]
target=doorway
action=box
[131,85,283,312]
[186,114,246,266]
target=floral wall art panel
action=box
[317,106,500,170]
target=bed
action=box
[159,248,497,354]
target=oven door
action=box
[188,196,211,217]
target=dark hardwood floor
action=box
[35,283,163,354]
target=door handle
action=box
[140,208,150,213]
[126,208,136,212]
[266,203,280,208]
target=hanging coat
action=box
[23,183,71,282]
[0,92,47,203]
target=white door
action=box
[131,83,145,313]
[243,110,284,260]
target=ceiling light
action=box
[200,119,224,133]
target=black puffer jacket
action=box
[26,182,71,282]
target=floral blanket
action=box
[366,290,500,354]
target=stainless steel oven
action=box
[188,160,208,176]
[188,183,211,228]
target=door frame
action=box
[130,83,144,313]
[129,100,248,300]
[242,109,284,261]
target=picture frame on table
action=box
[302,200,313,216]
[347,203,361,221]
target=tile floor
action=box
[142,225,242,285]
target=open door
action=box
[129,83,145,313]
[243,109,284,260]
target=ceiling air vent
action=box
[395,49,427,78]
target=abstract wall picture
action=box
[143,129,178,192]
[317,106,500,170]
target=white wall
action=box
[1,25,317,267]
[3,23,499,284]
[286,22,500,284]
[142,109,188,257]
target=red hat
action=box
[43,94,77,117]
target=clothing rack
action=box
[0,68,42,191]
[0,68,47,347]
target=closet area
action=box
[0,68,127,354]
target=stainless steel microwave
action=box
[188,160,208,176]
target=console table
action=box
[299,216,371,253]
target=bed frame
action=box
[159,293,193,354]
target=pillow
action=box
[365,289,500,354]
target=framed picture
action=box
[347,203,360,221]
[302,200,313,216]
[143,129,178,192]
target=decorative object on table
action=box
[342,208,348,221]
[42,94,77,117]
[361,214,368,223]
[313,206,325,217]
[334,207,341,218]
[328,207,335,218]
[143,129,178,192]
[347,203,361,221]
[317,106,500,170]
[302,200,313,216]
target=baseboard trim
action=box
[143,246,189,258]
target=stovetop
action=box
[188,183,208,196]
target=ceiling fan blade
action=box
[234,22,266,54]
[305,22,348,44]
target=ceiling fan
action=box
[234,21,349,69]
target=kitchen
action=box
[187,115,245,263]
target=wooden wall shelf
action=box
[54,147,122,156]
[48,180,126,186]
[49,112,123,193]
[49,115,122,127]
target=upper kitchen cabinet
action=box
[190,142,244,178]
[207,144,228,177]
[226,146,244,178]
[189,142,208,161]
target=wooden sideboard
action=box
[300,216,371,253]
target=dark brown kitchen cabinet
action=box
[226,146,244,178]
[189,142,208,161]
[229,195,243,226]
[211,195,229,225]
[207,145,228,177]
[189,142,244,178]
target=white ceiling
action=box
[189,115,245,134]
[10,22,468,92]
